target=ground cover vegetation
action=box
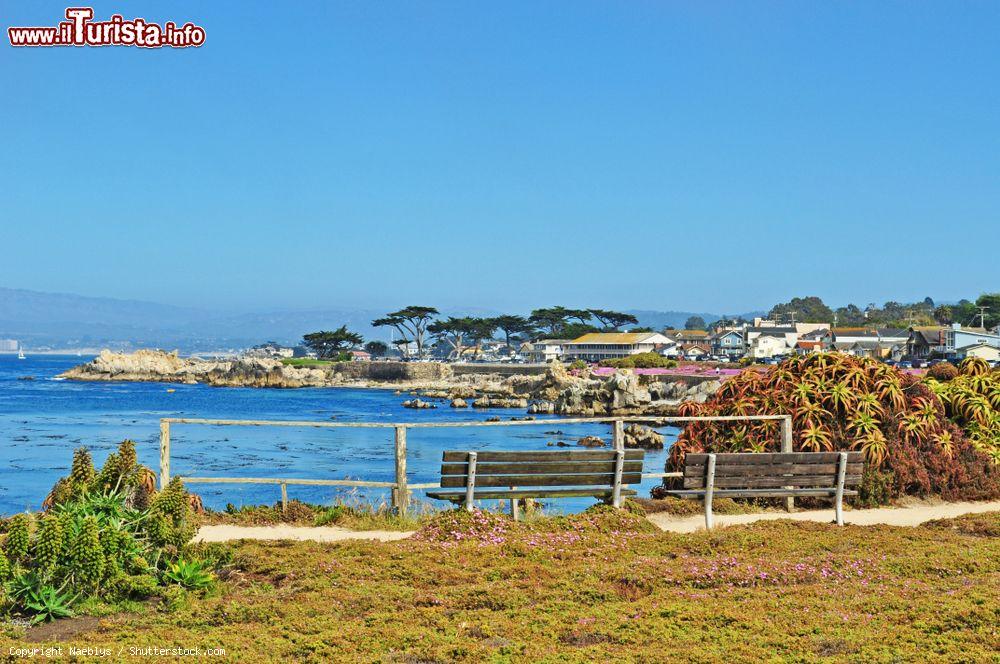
[663,353,1000,505]
[3,506,996,661]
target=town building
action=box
[561,332,673,362]
[0,339,19,352]
[708,329,745,359]
[956,343,1000,362]
[830,328,908,360]
[944,323,1000,357]
[519,339,572,363]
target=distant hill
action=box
[0,287,762,352]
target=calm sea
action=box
[0,355,675,515]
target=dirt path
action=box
[194,501,1000,542]
[646,499,1000,533]
[195,524,415,543]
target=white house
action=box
[957,343,1000,362]
[520,339,572,363]
[562,332,674,362]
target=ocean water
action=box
[0,355,675,516]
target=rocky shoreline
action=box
[59,350,721,416]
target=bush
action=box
[569,359,587,370]
[0,441,213,624]
[600,353,677,369]
[666,353,1000,504]
[927,362,959,381]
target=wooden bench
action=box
[665,451,863,529]
[426,449,645,518]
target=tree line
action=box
[767,293,1000,329]
[301,306,645,360]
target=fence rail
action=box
[160,414,794,513]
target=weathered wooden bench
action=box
[426,449,644,518]
[665,451,863,529]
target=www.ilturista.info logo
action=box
[8,7,205,48]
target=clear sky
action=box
[2,1,998,314]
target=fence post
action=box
[159,419,171,490]
[781,415,794,512]
[280,482,288,513]
[393,426,409,515]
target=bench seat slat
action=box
[442,450,643,463]
[684,463,863,478]
[684,474,862,489]
[427,488,639,502]
[666,488,859,499]
[685,452,862,465]
[440,472,642,488]
[441,461,643,476]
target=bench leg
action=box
[511,498,519,521]
[465,452,478,512]
[704,453,716,531]
[834,452,847,526]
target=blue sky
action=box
[2,1,998,314]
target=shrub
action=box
[666,353,1000,504]
[1,440,209,623]
[927,362,959,381]
[600,353,677,369]
[163,559,216,591]
[569,359,588,370]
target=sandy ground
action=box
[194,524,415,543]
[194,500,999,542]
[646,499,1000,533]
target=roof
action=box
[666,330,710,340]
[910,327,946,344]
[832,328,879,338]
[569,332,665,344]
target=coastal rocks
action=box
[472,396,528,409]
[577,436,606,448]
[403,398,437,409]
[623,424,665,449]
[527,400,555,414]
[450,398,468,408]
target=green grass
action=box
[279,358,335,367]
[4,508,997,661]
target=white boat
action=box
[17,348,26,359]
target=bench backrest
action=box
[441,450,644,489]
[682,452,863,490]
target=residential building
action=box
[745,326,799,358]
[665,330,711,345]
[944,323,1000,357]
[562,332,674,362]
[708,329,745,358]
[830,328,908,359]
[679,342,711,359]
[0,339,19,352]
[520,339,572,363]
[956,343,1000,362]
[907,327,947,359]
[349,350,371,361]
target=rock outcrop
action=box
[623,423,665,449]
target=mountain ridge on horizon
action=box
[0,286,764,351]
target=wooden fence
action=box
[159,415,794,513]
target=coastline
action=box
[56,349,723,416]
